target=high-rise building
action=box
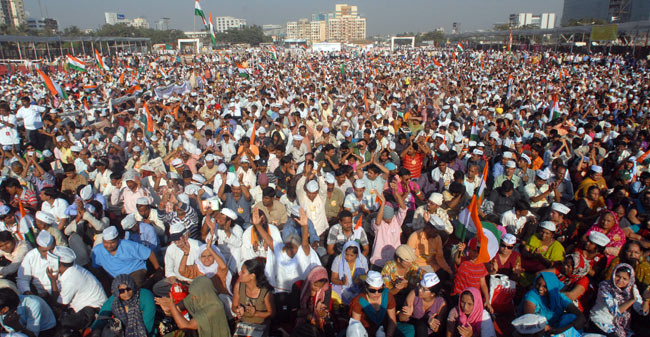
[286,18,311,41]
[130,17,149,29]
[327,4,366,43]
[156,17,171,30]
[509,13,556,29]
[26,17,58,31]
[0,0,25,28]
[214,16,246,33]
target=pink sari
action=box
[584,211,626,266]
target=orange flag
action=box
[469,195,491,264]
[355,215,363,230]
[250,125,256,146]
[144,104,154,133]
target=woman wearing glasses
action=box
[91,274,156,337]
[350,271,401,337]
[399,273,448,337]
[489,233,522,280]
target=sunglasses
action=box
[118,287,132,294]
[502,245,514,250]
[367,287,384,294]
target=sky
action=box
[24,0,565,35]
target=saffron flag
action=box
[66,54,86,72]
[37,69,66,99]
[144,103,154,133]
[477,161,489,204]
[458,196,493,263]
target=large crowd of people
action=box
[0,45,648,337]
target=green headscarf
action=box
[183,276,230,337]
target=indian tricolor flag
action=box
[353,215,364,240]
[236,63,250,78]
[270,46,278,61]
[470,122,480,141]
[458,195,492,264]
[37,69,67,99]
[95,49,110,72]
[66,54,86,72]
[547,93,560,121]
[457,42,464,53]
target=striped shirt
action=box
[19,188,38,209]
[452,258,488,296]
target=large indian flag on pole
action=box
[66,54,86,72]
[458,195,494,264]
[194,0,206,19]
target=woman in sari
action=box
[155,276,231,337]
[572,185,605,232]
[291,266,336,337]
[542,253,591,311]
[590,263,650,337]
[522,272,585,335]
[331,241,369,306]
[521,222,565,285]
[445,287,495,337]
[91,274,156,337]
[582,211,627,266]
[400,273,448,337]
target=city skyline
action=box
[22,0,563,35]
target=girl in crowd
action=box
[399,272,448,337]
[445,287,496,337]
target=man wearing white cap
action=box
[91,226,162,287]
[287,134,308,163]
[111,170,153,215]
[494,160,522,189]
[121,214,160,253]
[153,221,201,297]
[134,197,166,238]
[524,170,560,212]
[17,230,56,296]
[48,246,107,330]
[323,172,345,223]
[296,163,329,237]
[34,211,67,247]
[411,192,452,234]
[198,153,219,182]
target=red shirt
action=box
[452,258,488,295]
[403,152,424,178]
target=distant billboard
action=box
[312,42,341,53]
[117,14,126,20]
[591,24,618,41]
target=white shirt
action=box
[17,248,52,295]
[265,244,321,293]
[16,105,45,130]
[296,176,329,236]
[57,265,107,312]
[164,238,201,282]
[214,224,243,271]
[240,225,282,269]
[41,198,69,221]
[93,169,113,197]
